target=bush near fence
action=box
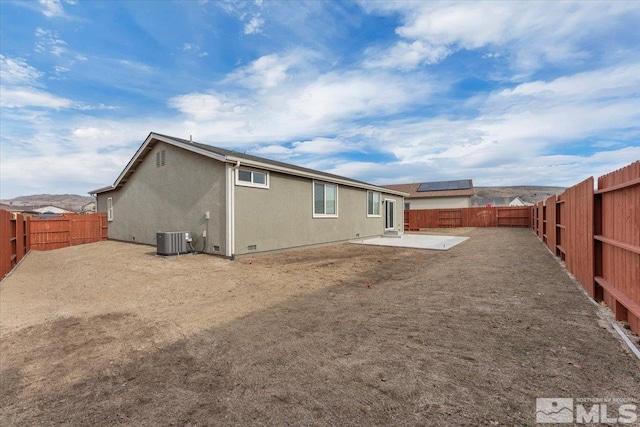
[0,211,108,280]
[532,161,640,335]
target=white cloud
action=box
[0,87,73,109]
[117,59,154,74]
[361,1,640,73]
[53,65,69,74]
[495,63,640,100]
[168,67,429,144]
[216,0,266,35]
[364,40,450,70]
[244,14,265,34]
[168,92,245,121]
[0,55,43,86]
[292,137,353,155]
[0,55,118,111]
[182,43,209,58]
[39,0,65,17]
[35,28,67,56]
[226,54,293,90]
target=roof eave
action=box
[226,155,408,196]
[90,132,408,197]
[89,185,115,195]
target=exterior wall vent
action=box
[248,245,257,251]
[156,150,166,167]
[157,231,191,256]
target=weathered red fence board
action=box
[405,206,531,230]
[595,161,640,333]
[535,201,544,240]
[0,210,30,280]
[544,195,557,255]
[563,177,595,297]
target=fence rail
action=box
[404,206,531,230]
[1,211,108,280]
[532,161,639,335]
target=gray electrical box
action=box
[156,231,191,256]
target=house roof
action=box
[0,204,41,213]
[32,205,73,213]
[383,180,474,199]
[90,132,408,196]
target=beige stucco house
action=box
[91,132,406,257]
[383,180,474,210]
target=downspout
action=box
[226,160,240,259]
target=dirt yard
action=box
[1,228,639,425]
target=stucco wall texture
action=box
[97,142,227,254]
[234,172,403,255]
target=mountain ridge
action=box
[0,194,95,212]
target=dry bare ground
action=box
[1,228,639,426]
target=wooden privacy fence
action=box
[0,211,108,280]
[29,213,108,251]
[532,161,640,335]
[0,210,29,280]
[404,206,531,230]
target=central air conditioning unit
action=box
[156,231,191,256]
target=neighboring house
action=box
[91,132,407,257]
[509,197,534,207]
[383,180,474,210]
[32,205,73,214]
[0,204,39,217]
[80,201,97,214]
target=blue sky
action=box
[1,0,639,198]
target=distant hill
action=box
[473,186,565,205]
[0,194,95,212]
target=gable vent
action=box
[156,150,166,167]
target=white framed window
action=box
[313,181,338,218]
[235,168,269,189]
[367,191,381,217]
[107,197,113,222]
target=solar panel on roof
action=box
[417,180,471,192]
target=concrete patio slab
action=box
[351,233,469,250]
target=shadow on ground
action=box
[1,229,639,426]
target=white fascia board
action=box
[89,185,115,195]
[225,155,409,197]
